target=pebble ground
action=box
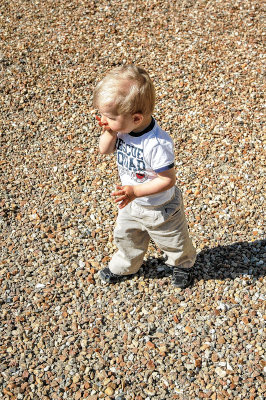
[1,0,265,399]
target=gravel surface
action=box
[1,0,265,399]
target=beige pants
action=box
[109,187,196,275]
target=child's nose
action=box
[101,116,107,124]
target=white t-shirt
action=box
[115,118,175,206]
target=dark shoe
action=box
[172,266,193,288]
[99,267,125,284]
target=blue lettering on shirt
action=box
[117,139,143,160]
[116,139,145,174]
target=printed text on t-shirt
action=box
[116,138,146,172]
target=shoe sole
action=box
[99,271,134,284]
[98,271,117,284]
[172,275,194,289]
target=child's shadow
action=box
[194,239,265,282]
[142,239,265,282]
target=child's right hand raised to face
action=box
[95,115,114,133]
[97,114,118,154]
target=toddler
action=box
[93,65,196,288]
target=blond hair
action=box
[93,65,155,116]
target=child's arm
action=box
[95,115,117,154]
[112,168,176,209]
[99,129,117,154]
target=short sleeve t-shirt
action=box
[115,118,175,206]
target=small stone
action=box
[194,358,202,368]
[147,360,155,370]
[75,391,82,400]
[72,374,81,384]
[217,336,226,345]
[146,341,155,349]
[184,326,193,334]
[35,283,46,289]
[215,367,227,378]
[105,386,115,396]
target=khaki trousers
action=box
[109,187,196,275]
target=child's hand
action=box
[111,185,137,209]
[95,115,112,132]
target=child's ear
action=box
[133,113,144,125]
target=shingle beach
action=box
[0,0,265,399]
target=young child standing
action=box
[93,65,196,288]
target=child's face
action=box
[99,108,137,134]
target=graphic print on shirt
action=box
[116,138,148,183]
